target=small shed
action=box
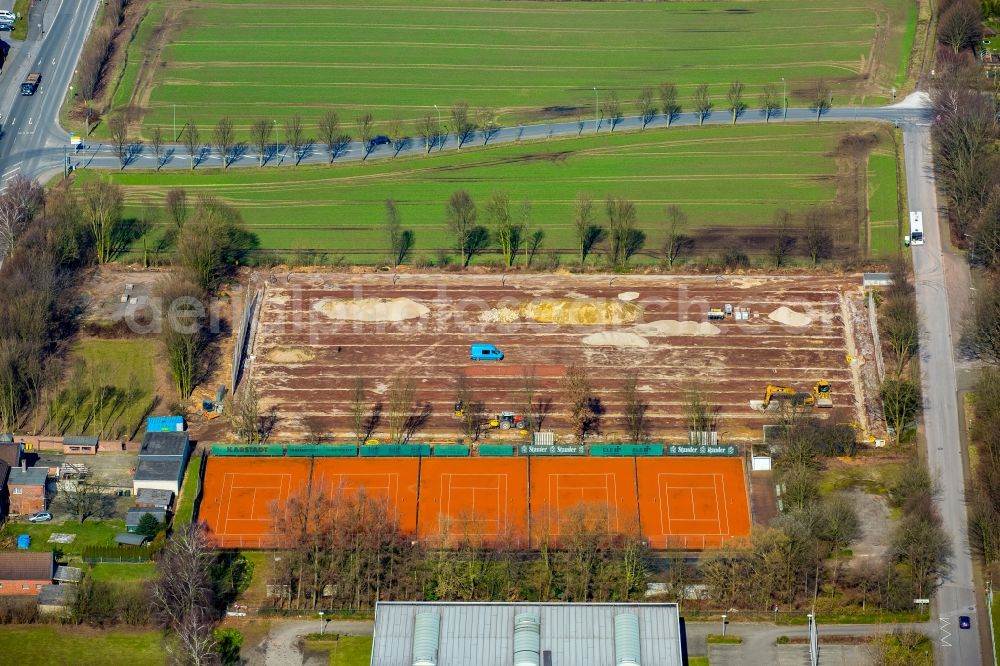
[147,416,185,433]
[126,507,167,533]
[63,436,98,455]
[115,532,151,547]
[37,584,75,614]
[53,566,83,584]
[135,488,174,511]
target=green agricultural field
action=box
[0,626,165,666]
[121,0,917,137]
[81,122,895,263]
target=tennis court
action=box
[199,454,751,549]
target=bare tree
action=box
[661,205,690,269]
[387,375,416,443]
[478,107,501,144]
[635,87,656,129]
[601,92,623,131]
[384,198,413,267]
[451,102,476,148]
[183,121,200,170]
[81,179,124,264]
[357,112,375,159]
[416,113,439,153]
[685,387,718,443]
[693,84,712,125]
[317,110,341,163]
[659,82,681,126]
[564,364,599,443]
[759,84,782,122]
[213,116,235,168]
[804,208,833,265]
[166,188,188,229]
[521,371,551,433]
[232,381,263,444]
[351,377,368,445]
[150,126,164,171]
[810,79,832,120]
[727,80,747,124]
[175,197,254,292]
[284,115,306,165]
[486,190,521,267]
[621,375,649,443]
[159,278,206,400]
[445,190,478,267]
[770,208,796,267]
[108,114,129,169]
[573,192,604,264]
[388,119,408,158]
[249,119,273,167]
[0,176,43,260]
[605,196,645,268]
[58,475,113,522]
[938,0,983,54]
[152,524,219,666]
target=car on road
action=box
[28,511,52,523]
[370,135,390,147]
[959,615,971,629]
[0,11,15,21]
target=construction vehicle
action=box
[454,401,465,418]
[488,411,526,430]
[751,381,833,412]
[20,72,40,96]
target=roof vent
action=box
[412,611,440,666]
[513,612,541,666]
[614,613,641,666]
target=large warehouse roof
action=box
[370,601,684,666]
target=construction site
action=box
[240,271,883,442]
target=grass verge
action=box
[0,626,165,665]
[303,634,373,666]
[174,453,202,527]
[2,520,125,556]
[707,634,743,644]
[10,0,30,41]
[88,562,157,583]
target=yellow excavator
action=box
[752,381,833,412]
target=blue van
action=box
[470,343,504,361]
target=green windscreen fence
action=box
[286,445,359,457]
[589,444,664,457]
[211,444,284,457]
[433,445,470,457]
[360,444,432,457]
[478,445,517,457]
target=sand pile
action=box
[730,278,769,289]
[769,306,812,327]
[520,298,641,325]
[617,291,640,301]
[313,297,429,322]
[267,348,316,363]
[479,306,520,324]
[582,331,650,348]
[633,320,721,336]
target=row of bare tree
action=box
[76,0,129,101]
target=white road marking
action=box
[2,164,22,179]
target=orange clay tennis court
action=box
[199,455,751,550]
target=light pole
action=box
[319,611,325,636]
[173,104,176,141]
[434,104,442,150]
[273,119,278,161]
[721,613,727,637]
[781,78,787,121]
[593,87,599,132]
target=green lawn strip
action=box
[10,0,30,41]
[174,453,202,527]
[2,520,125,555]
[72,338,159,440]
[893,0,920,89]
[109,1,166,112]
[688,658,710,666]
[80,122,886,262]
[0,626,165,666]
[992,591,1000,661]
[303,634,373,666]
[88,561,157,583]
[868,151,901,257]
[140,0,910,135]
[706,634,743,644]
[781,609,925,625]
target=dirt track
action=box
[247,272,876,441]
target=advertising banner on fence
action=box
[666,443,740,457]
[518,444,587,456]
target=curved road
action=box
[0,2,986,664]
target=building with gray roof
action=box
[133,431,191,495]
[370,601,684,666]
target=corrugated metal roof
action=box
[139,431,190,457]
[371,602,683,666]
[134,458,184,483]
[63,436,99,447]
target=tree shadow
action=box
[364,402,382,441]
[194,146,211,168]
[531,395,553,431]
[260,407,279,443]
[392,137,411,158]
[158,147,175,170]
[295,140,315,166]
[665,109,681,126]
[583,397,604,440]
[457,127,476,148]
[122,142,144,169]
[402,402,433,444]
[482,124,501,145]
[226,143,249,167]
[463,226,491,266]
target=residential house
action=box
[0,551,54,596]
[0,440,23,518]
[7,463,47,516]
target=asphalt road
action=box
[904,121,983,665]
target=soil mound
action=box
[520,298,641,325]
[267,348,316,363]
[582,331,650,348]
[633,320,720,336]
[313,297,429,322]
[768,306,813,327]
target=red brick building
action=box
[0,552,54,596]
[7,464,47,517]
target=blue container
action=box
[147,415,185,432]
[16,534,30,550]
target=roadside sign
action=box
[69,133,81,146]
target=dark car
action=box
[370,135,390,147]
[959,615,971,629]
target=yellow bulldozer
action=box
[751,381,833,412]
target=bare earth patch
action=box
[312,297,429,322]
[582,331,650,348]
[633,320,721,336]
[266,348,315,363]
[519,299,641,325]
[769,306,814,327]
